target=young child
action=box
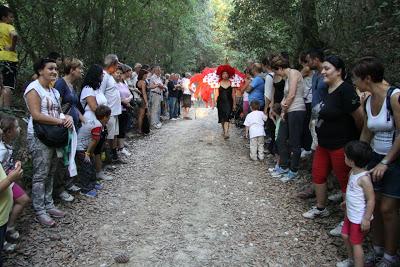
[336,141,375,267]
[0,116,29,251]
[0,159,22,266]
[244,100,268,161]
[268,103,282,173]
[76,105,111,197]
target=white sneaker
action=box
[268,164,279,173]
[170,118,177,121]
[153,124,161,129]
[59,190,74,202]
[66,184,81,192]
[302,206,330,219]
[329,221,344,237]
[301,149,312,158]
[336,258,354,267]
[120,147,132,157]
[328,191,343,202]
[96,171,113,181]
[3,241,16,252]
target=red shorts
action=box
[312,146,350,192]
[12,183,26,201]
[341,217,364,245]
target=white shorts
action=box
[107,115,119,139]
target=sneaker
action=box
[59,190,74,202]
[95,183,104,191]
[36,213,56,227]
[329,221,344,237]
[97,171,113,181]
[3,241,16,252]
[376,257,400,267]
[336,258,354,267]
[6,227,20,240]
[280,170,299,182]
[301,149,312,158]
[120,147,132,157]
[268,164,279,173]
[271,167,289,178]
[66,184,81,192]
[47,208,66,218]
[81,189,97,198]
[302,206,330,219]
[365,249,383,267]
[170,118,177,121]
[112,158,127,164]
[153,123,162,129]
[328,191,343,202]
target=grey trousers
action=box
[276,111,305,172]
[150,93,162,125]
[250,136,265,160]
[27,134,58,215]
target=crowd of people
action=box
[0,6,200,266]
[0,3,399,267]
[219,51,399,267]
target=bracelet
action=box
[380,159,389,165]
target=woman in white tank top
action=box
[354,57,400,265]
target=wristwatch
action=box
[380,159,390,165]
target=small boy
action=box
[244,100,268,161]
[76,105,111,198]
[0,161,22,266]
[268,103,282,173]
[336,141,375,267]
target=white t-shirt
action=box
[181,78,191,95]
[264,72,274,102]
[99,71,121,116]
[243,110,268,139]
[24,79,61,135]
[80,85,108,121]
[0,141,13,174]
[346,171,370,224]
[76,119,103,151]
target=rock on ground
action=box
[5,108,345,267]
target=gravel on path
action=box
[5,108,345,267]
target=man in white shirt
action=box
[99,54,122,163]
[181,72,193,119]
[149,66,165,128]
[262,57,275,114]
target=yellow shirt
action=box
[0,22,18,62]
[0,164,12,226]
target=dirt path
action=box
[6,108,345,267]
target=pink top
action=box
[116,82,133,111]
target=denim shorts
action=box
[368,152,400,199]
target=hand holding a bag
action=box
[60,115,74,129]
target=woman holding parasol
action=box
[216,64,236,139]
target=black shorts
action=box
[368,152,400,199]
[182,94,192,108]
[0,61,17,89]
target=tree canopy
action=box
[3,0,400,82]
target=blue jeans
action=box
[169,97,178,119]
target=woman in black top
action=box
[302,56,364,219]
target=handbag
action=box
[33,89,69,147]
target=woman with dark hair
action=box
[216,64,236,139]
[354,57,400,267]
[24,58,74,227]
[136,69,149,134]
[303,55,364,220]
[270,55,306,182]
[80,64,112,182]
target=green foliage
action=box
[5,0,242,76]
[229,0,400,82]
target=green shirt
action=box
[0,164,12,226]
